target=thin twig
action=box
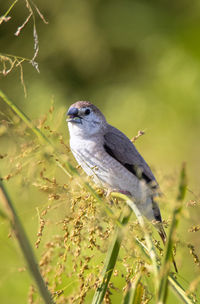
[0,0,18,25]
[131,130,145,143]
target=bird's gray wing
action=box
[104,125,158,188]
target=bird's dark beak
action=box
[67,107,82,124]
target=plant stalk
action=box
[92,209,132,304]
[0,179,55,304]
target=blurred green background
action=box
[0,0,200,303]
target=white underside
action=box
[69,134,156,220]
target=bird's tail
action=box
[156,222,178,273]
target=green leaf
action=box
[177,162,187,202]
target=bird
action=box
[66,101,177,272]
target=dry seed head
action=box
[28,284,36,304]
[188,225,200,232]
[188,243,200,267]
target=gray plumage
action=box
[104,125,158,186]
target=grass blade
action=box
[122,274,144,304]
[157,207,181,303]
[168,275,195,304]
[177,163,187,202]
[157,163,187,304]
[92,209,132,304]
[111,192,159,290]
[0,179,55,304]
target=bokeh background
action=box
[0,0,200,303]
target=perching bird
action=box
[67,101,177,272]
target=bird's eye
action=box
[85,109,91,115]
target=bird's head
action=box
[67,101,107,137]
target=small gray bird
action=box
[67,101,177,271]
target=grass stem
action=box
[157,163,187,304]
[111,192,159,290]
[0,179,55,304]
[92,209,132,304]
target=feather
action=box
[104,125,158,189]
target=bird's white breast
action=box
[70,135,151,204]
